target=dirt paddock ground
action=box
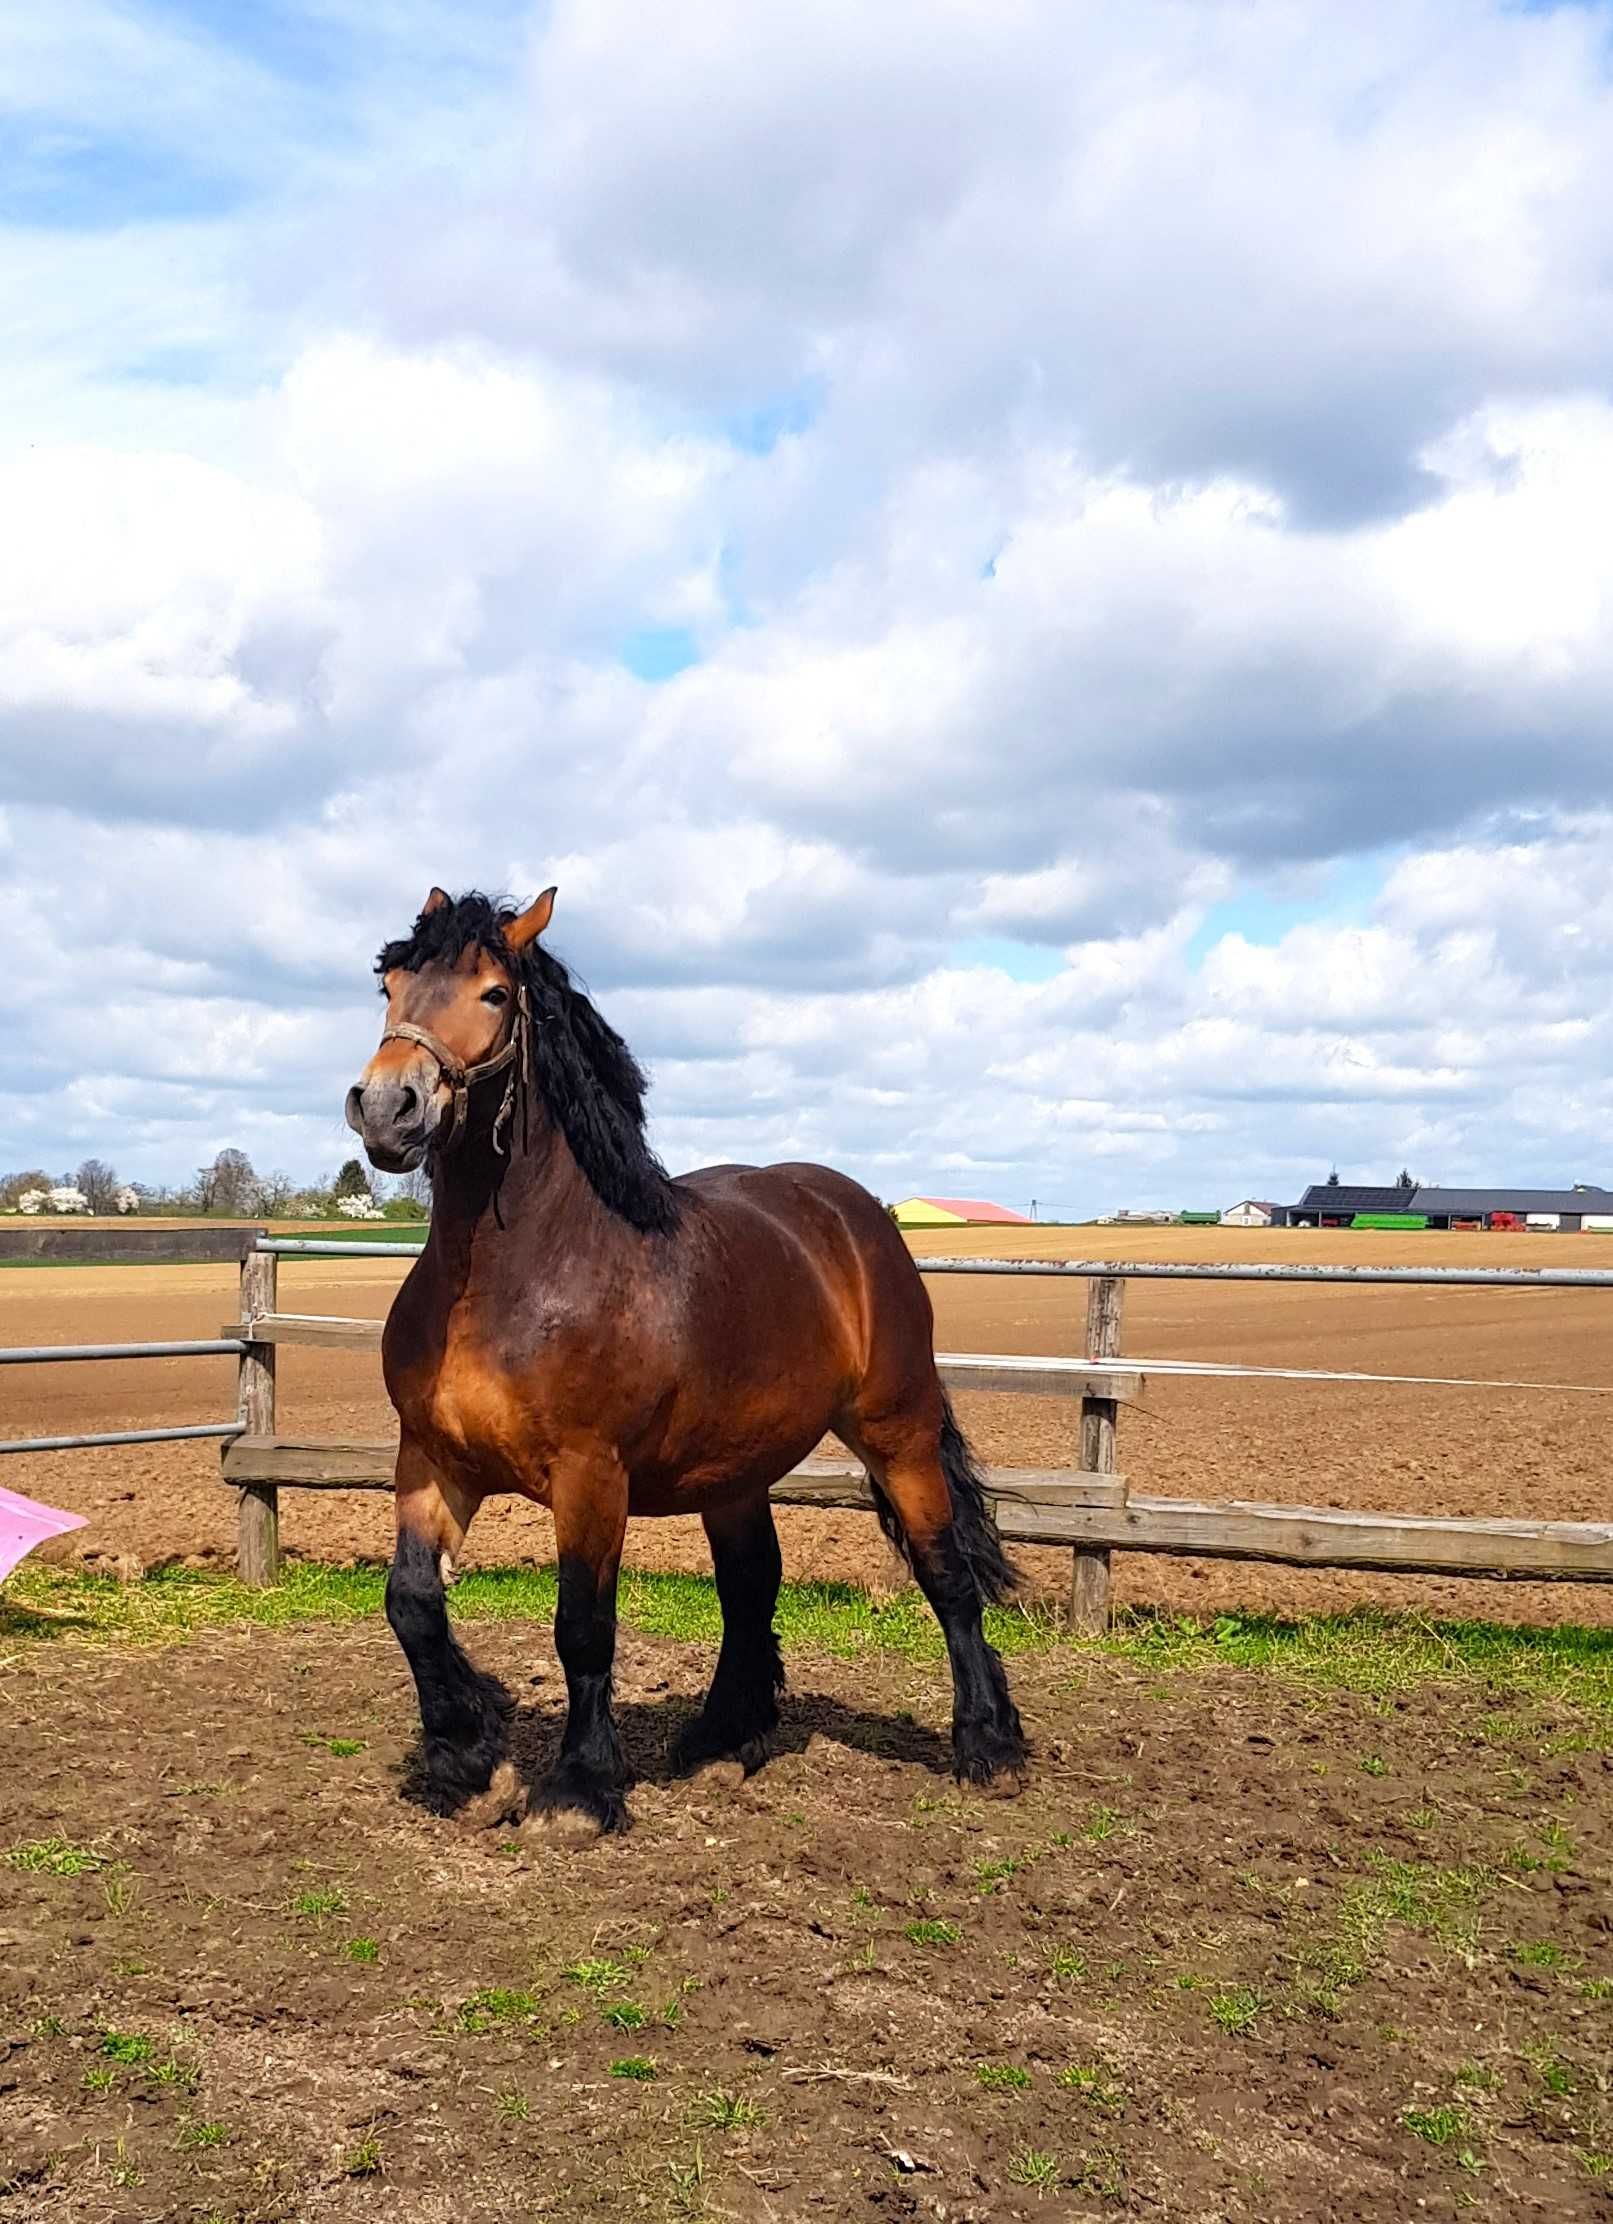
[3,1602,1612,2221]
[4,1224,1613,1624]
[4,1228,1612,2220]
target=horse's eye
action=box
[481,987,509,1008]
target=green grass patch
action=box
[609,2057,657,2082]
[1510,1939,1577,1971]
[457,1988,543,2033]
[5,1563,1613,1729]
[1007,2148,1059,2190]
[343,1936,380,1964]
[1208,1987,1267,2036]
[685,2089,762,2131]
[100,2032,154,2065]
[1303,1855,1492,2010]
[290,1885,348,1919]
[1401,2103,1483,2171]
[563,1957,631,1994]
[904,1918,962,1948]
[977,2063,1031,2091]
[1056,2065,1126,2111]
[343,2132,383,2178]
[4,1837,107,1876]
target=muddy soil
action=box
[5,1228,1613,1623]
[2,1613,1610,2220]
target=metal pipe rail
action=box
[0,1421,241,1457]
[0,1340,247,1365]
[254,1236,1613,1289]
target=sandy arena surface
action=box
[4,1224,1612,1623]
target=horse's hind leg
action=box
[844,1399,1026,1789]
[673,1493,784,1777]
[387,1446,515,1821]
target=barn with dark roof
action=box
[1281,1183,1613,1231]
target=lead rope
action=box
[489,983,532,1160]
[488,982,534,1231]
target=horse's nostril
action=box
[395,1084,418,1125]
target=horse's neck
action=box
[423,1107,613,1289]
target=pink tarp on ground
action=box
[0,1484,87,1582]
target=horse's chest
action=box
[386,1311,544,1489]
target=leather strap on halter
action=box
[379,983,532,1158]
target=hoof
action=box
[953,1724,1030,1798]
[524,1766,632,1842]
[958,1761,1027,1801]
[456,1759,525,1832]
[672,1713,776,1780]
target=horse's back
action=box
[675,1158,936,1367]
[677,1159,917,1267]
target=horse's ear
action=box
[505,887,557,952]
[421,886,450,916]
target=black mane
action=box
[377,890,680,1235]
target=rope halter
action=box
[377,981,532,1159]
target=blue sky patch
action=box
[1185,850,1396,969]
[0,135,246,230]
[621,626,701,682]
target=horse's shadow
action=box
[399,1674,954,1813]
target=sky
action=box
[5,0,1613,1215]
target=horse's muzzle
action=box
[346,1078,434,1173]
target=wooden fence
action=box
[7,1228,1613,1632]
[218,1238,1613,1630]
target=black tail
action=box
[938,1394,1019,1605]
[868,1393,1019,1607]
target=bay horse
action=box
[345,886,1026,1837]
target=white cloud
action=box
[5,1,1613,1209]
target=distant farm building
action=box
[1221,1200,1280,1227]
[1281,1184,1613,1232]
[889,1196,1032,1228]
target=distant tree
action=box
[75,1158,120,1214]
[196,1148,260,1216]
[0,1169,56,1211]
[334,1158,373,1200]
[255,1169,298,1216]
[1325,1169,1341,1188]
[398,1164,433,1210]
[1395,1168,1417,1191]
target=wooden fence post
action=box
[1071,1274,1124,1634]
[236,1246,280,1586]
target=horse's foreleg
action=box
[387,1447,513,1818]
[673,1493,784,1777]
[527,1459,630,1839]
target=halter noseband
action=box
[378,982,532,1158]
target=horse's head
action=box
[346,885,555,1171]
